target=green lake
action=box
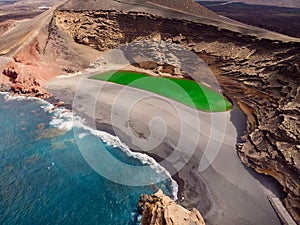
[91,70,232,112]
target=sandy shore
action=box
[46,73,283,225]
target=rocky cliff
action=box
[52,9,300,222]
[138,190,205,225]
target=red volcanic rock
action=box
[14,54,34,66]
[28,37,41,56]
[10,75,49,98]
[2,61,49,97]
[1,35,61,98]
[2,63,19,82]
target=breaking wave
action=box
[1,92,178,200]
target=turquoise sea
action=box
[0,93,177,225]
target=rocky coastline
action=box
[0,1,299,223]
[51,9,300,221]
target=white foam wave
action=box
[40,101,74,131]
[0,92,178,200]
[49,111,73,131]
[0,92,74,132]
[2,93,40,102]
[78,133,88,139]
[72,118,178,200]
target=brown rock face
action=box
[138,190,205,225]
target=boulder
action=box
[138,190,205,225]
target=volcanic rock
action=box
[138,190,205,225]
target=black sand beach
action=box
[46,73,283,225]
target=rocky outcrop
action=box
[53,9,300,222]
[138,190,205,225]
[1,37,51,98]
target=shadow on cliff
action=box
[230,104,285,198]
[230,103,247,143]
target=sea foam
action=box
[0,92,178,200]
[71,117,179,200]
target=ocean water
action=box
[0,93,177,225]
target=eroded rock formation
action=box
[138,190,205,225]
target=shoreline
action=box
[45,73,283,225]
[44,91,187,202]
[94,122,186,202]
[93,121,186,200]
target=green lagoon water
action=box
[91,71,231,112]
